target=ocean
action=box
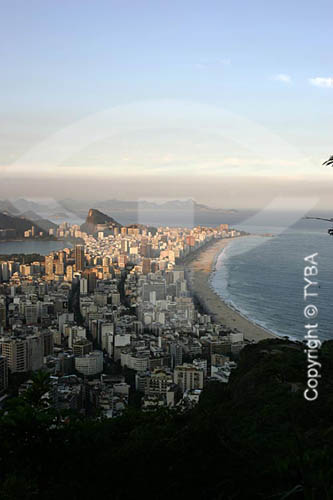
[211,217,333,341]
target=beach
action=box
[185,237,277,342]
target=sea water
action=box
[211,222,333,341]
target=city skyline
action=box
[2,2,333,498]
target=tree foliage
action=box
[1,339,332,499]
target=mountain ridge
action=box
[67,198,237,213]
[80,208,122,234]
[0,212,44,238]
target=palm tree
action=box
[24,371,51,408]
[304,157,333,234]
[323,155,333,166]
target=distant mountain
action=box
[194,202,237,214]
[34,219,58,232]
[54,198,240,227]
[11,210,58,232]
[9,199,84,224]
[81,209,122,234]
[99,198,237,213]
[86,208,122,226]
[0,199,20,215]
[59,198,237,214]
[0,212,43,238]
[12,198,44,214]
[19,210,42,221]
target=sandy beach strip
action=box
[185,237,278,342]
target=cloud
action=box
[272,73,292,84]
[309,77,333,88]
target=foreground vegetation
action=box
[1,338,333,500]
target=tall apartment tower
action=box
[142,258,151,275]
[27,334,44,371]
[0,335,44,373]
[88,271,97,292]
[75,245,85,271]
[58,251,66,263]
[0,338,29,372]
[1,262,10,281]
[173,364,204,392]
[45,255,54,276]
[0,356,8,393]
[170,343,183,369]
[121,239,129,253]
[66,265,73,282]
[42,330,54,357]
[0,300,6,328]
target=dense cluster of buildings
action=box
[0,222,244,415]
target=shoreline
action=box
[185,236,278,342]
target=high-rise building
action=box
[74,245,85,271]
[135,371,148,392]
[58,251,66,263]
[173,364,204,392]
[1,262,9,281]
[0,337,29,372]
[140,242,152,258]
[142,282,166,301]
[0,335,44,372]
[73,339,93,357]
[170,343,183,369]
[66,265,73,282]
[186,235,195,247]
[121,239,129,253]
[75,350,103,376]
[142,258,151,275]
[111,293,120,306]
[45,255,54,276]
[118,255,128,268]
[56,353,75,376]
[80,278,88,295]
[145,368,172,396]
[55,262,64,275]
[42,330,54,357]
[193,358,208,376]
[88,271,97,292]
[27,334,44,371]
[0,300,6,328]
[24,303,38,325]
[0,356,8,393]
[102,256,110,267]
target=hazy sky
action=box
[1,0,333,209]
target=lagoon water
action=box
[0,240,72,255]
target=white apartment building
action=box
[120,350,149,371]
[0,334,44,372]
[75,350,103,376]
